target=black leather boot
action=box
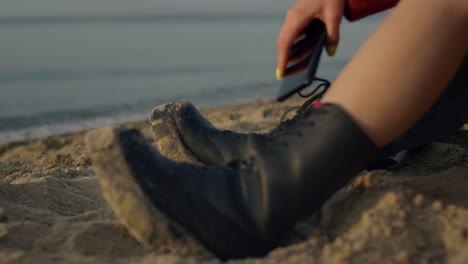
[88,103,376,260]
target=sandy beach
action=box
[1,97,468,264]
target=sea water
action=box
[0,12,387,144]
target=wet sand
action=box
[1,97,468,264]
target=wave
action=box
[0,111,149,145]
[0,79,276,144]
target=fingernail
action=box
[276,68,282,80]
[326,45,337,57]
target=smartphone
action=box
[277,19,327,102]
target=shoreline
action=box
[1,98,468,264]
[0,94,279,146]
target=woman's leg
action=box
[322,0,468,148]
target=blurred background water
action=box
[0,0,387,144]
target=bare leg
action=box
[322,0,468,147]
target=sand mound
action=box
[1,98,468,264]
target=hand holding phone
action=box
[277,19,328,102]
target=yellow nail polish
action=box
[326,46,337,57]
[276,68,282,80]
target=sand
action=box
[1,97,468,264]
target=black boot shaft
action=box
[239,104,377,239]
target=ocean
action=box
[0,12,387,144]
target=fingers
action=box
[323,8,342,56]
[276,7,315,79]
[276,0,345,79]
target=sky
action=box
[0,0,294,17]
